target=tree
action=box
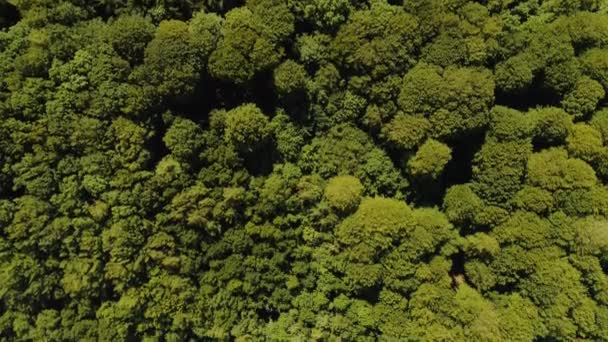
[451,285,501,341]
[526,148,597,192]
[407,139,452,179]
[520,259,589,339]
[530,107,573,146]
[566,123,604,165]
[544,58,582,95]
[207,4,291,84]
[334,197,412,289]
[561,76,605,118]
[138,20,202,98]
[324,175,363,213]
[270,113,306,162]
[398,62,445,117]
[495,294,545,341]
[188,10,223,59]
[472,139,532,204]
[11,147,57,200]
[106,15,155,64]
[580,49,608,88]
[574,218,608,257]
[299,0,351,31]
[443,184,484,226]
[110,117,151,171]
[511,186,555,215]
[494,54,536,93]
[330,1,420,79]
[434,66,494,138]
[299,124,407,197]
[274,60,308,97]
[591,109,608,144]
[222,103,271,153]
[399,63,495,138]
[381,113,431,150]
[163,117,204,162]
[488,106,534,142]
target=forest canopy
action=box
[1,0,608,340]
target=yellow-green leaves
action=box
[324,175,363,212]
[494,54,535,93]
[163,117,204,161]
[530,107,573,145]
[336,197,411,253]
[223,103,271,153]
[407,139,452,179]
[399,63,494,138]
[574,218,608,256]
[189,11,223,59]
[382,113,430,150]
[489,106,534,141]
[4,1,608,340]
[566,123,604,164]
[273,60,308,96]
[142,20,201,97]
[562,76,605,118]
[527,148,596,191]
[106,15,155,64]
[208,6,287,83]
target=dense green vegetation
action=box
[1,0,608,340]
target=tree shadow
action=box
[0,1,20,30]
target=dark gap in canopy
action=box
[0,1,20,30]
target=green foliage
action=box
[1,1,608,340]
[330,1,419,79]
[106,15,155,64]
[495,294,545,341]
[489,106,534,141]
[511,186,555,214]
[566,123,604,165]
[300,0,351,31]
[520,259,589,339]
[381,113,430,150]
[273,59,308,96]
[163,117,204,161]
[208,4,291,83]
[139,19,202,98]
[574,218,608,256]
[188,10,223,59]
[299,124,407,197]
[591,108,608,144]
[545,58,582,95]
[335,197,412,257]
[270,113,306,161]
[407,139,452,179]
[527,148,597,191]
[399,63,495,138]
[296,32,332,66]
[561,76,605,118]
[580,48,608,90]
[443,184,484,226]
[223,103,271,153]
[324,175,363,212]
[398,62,445,117]
[494,54,535,93]
[530,107,573,145]
[472,139,532,204]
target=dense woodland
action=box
[1,0,608,340]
